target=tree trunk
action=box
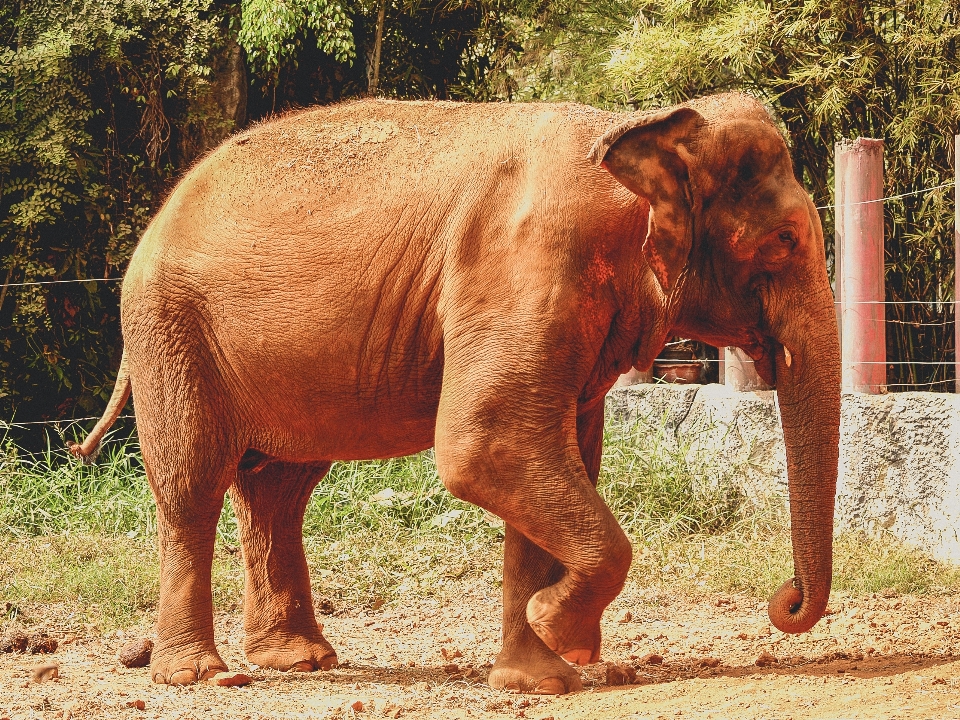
[369,0,387,95]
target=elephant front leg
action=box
[231,460,338,672]
[438,393,630,690]
[489,402,606,694]
[489,527,583,694]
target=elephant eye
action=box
[758,229,796,264]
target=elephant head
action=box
[591,93,841,634]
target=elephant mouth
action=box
[741,335,778,387]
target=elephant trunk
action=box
[766,293,841,634]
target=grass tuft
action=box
[0,432,154,538]
[599,412,748,540]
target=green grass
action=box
[0,415,957,630]
[0,432,155,538]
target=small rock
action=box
[755,651,778,667]
[382,703,403,719]
[443,663,459,674]
[125,699,147,710]
[27,632,58,654]
[118,638,153,668]
[638,653,663,665]
[206,671,252,687]
[315,597,336,615]
[617,610,633,624]
[0,631,28,653]
[348,699,364,712]
[440,647,462,660]
[699,657,721,668]
[31,661,59,683]
[605,662,637,686]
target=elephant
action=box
[69,92,840,694]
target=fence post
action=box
[836,138,886,393]
[723,347,771,391]
[956,135,960,393]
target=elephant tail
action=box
[67,350,131,465]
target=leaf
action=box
[429,509,464,527]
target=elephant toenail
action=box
[504,682,522,693]
[560,648,595,666]
[533,677,566,695]
[169,669,198,685]
[286,661,315,673]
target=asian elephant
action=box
[70,93,840,694]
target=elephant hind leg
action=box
[231,459,337,672]
[137,404,235,685]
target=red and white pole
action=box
[955,135,959,393]
[836,138,886,393]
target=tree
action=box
[0,0,222,428]
[238,0,355,78]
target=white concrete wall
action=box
[607,383,960,563]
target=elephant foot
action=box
[150,646,228,685]
[488,646,583,695]
[526,587,602,666]
[244,628,338,672]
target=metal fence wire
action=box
[3,178,959,428]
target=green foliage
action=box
[369,0,490,99]
[0,1,222,425]
[509,0,960,389]
[599,413,746,539]
[238,0,355,72]
[0,430,153,537]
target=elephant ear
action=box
[589,106,703,293]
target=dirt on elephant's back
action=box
[3,584,960,719]
[215,99,618,201]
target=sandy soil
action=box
[3,582,960,720]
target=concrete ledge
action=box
[608,383,960,563]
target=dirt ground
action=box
[3,580,960,720]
